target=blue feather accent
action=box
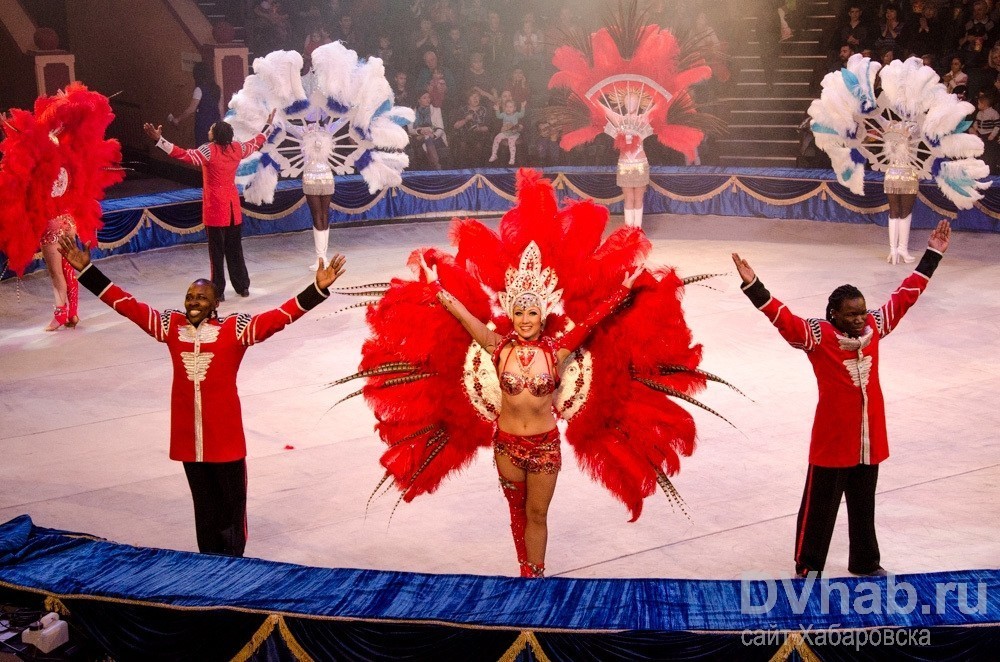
[284,99,310,115]
[811,122,838,135]
[850,148,866,164]
[840,167,855,182]
[355,149,373,172]
[224,110,236,119]
[372,99,392,119]
[956,120,973,133]
[390,114,411,127]
[260,152,280,171]
[236,158,260,177]
[327,98,349,114]
[930,158,943,177]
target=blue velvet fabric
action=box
[1,516,997,659]
[3,167,998,280]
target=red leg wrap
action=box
[62,257,79,324]
[499,475,528,573]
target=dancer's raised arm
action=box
[420,254,502,353]
[552,267,642,362]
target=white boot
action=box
[896,214,915,263]
[886,217,899,265]
[310,228,329,271]
[633,206,644,228]
[623,208,634,226]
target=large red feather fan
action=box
[337,169,729,518]
[0,82,123,276]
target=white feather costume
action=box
[229,44,413,204]
[808,54,989,209]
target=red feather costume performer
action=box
[0,83,123,330]
[338,170,733,577]
[547,3,714,228]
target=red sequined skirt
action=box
[494,427,561,474]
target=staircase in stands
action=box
[716,0,837,168]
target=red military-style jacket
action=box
[78,263,329,463]
[156,129,268,227]
[742,249,943,468]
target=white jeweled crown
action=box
[497,241,563,321]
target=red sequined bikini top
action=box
[494,335,558,397]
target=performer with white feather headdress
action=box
[227,44,414,271]
[809,54,990,264]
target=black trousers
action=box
[206,214,250,296]
[794,463,881,574]
[183,459,248,557]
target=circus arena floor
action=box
[1,212,997,581]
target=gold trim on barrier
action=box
[768,632,821,662]
[916,192,958,219]
[558,175,622,203]
[145,208,205,235]
[733,179,825,206]
[242,196,308,221]
[229,614,314,662]
[399,173,481,201]
[498,631,552,662]
[648,176,735,203]
[973,199,1000,220]
[821,184,888,214]
[328,188,390,215]
[96,210,152,250]
[475,174,519,203]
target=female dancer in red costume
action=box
[0,83,122,330]
[418,250,641,577]
[338,170,737,578]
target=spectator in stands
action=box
[944,55,969,92]
[504,66,531,108]
[907,0,943,60]
[392,70,414,107]
[874,3,907,58]
[512,12,544,88]
[418,50,457,112]
[830,4,873,56]
[480,11,508,71]
[331,12,361,51]
[971,89,1000,172]
[463,51,498,104]
[303,27,332,71]
[376,34,397,73]
[413,17,441,54]
[410,91,449,169]
[254,0,290,52]
[427,68,449,109]
[957,1,994,66]
[978,42,1000,96]
[442,25,468,68]
[461,0,489,27]
[169,62,221,147]
[490,97,526,165]
[452,91,492,165]
[430,0,458,25]
[880,47,898,65]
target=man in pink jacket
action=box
[733,220,951,578]
[143,111,274,300]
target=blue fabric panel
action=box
[1,516,997,633]
[5,168,1000,282]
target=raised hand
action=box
[623,265,644,288]
[732,252,756,284]
[142,122,163,142]
[316,253,346,290]
[57,235,91,271]
[418,253,438,283]
[928,219,951,253]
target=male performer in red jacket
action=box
[60,235,346,556]
[142,111,275,300]
[733,219,951,577]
